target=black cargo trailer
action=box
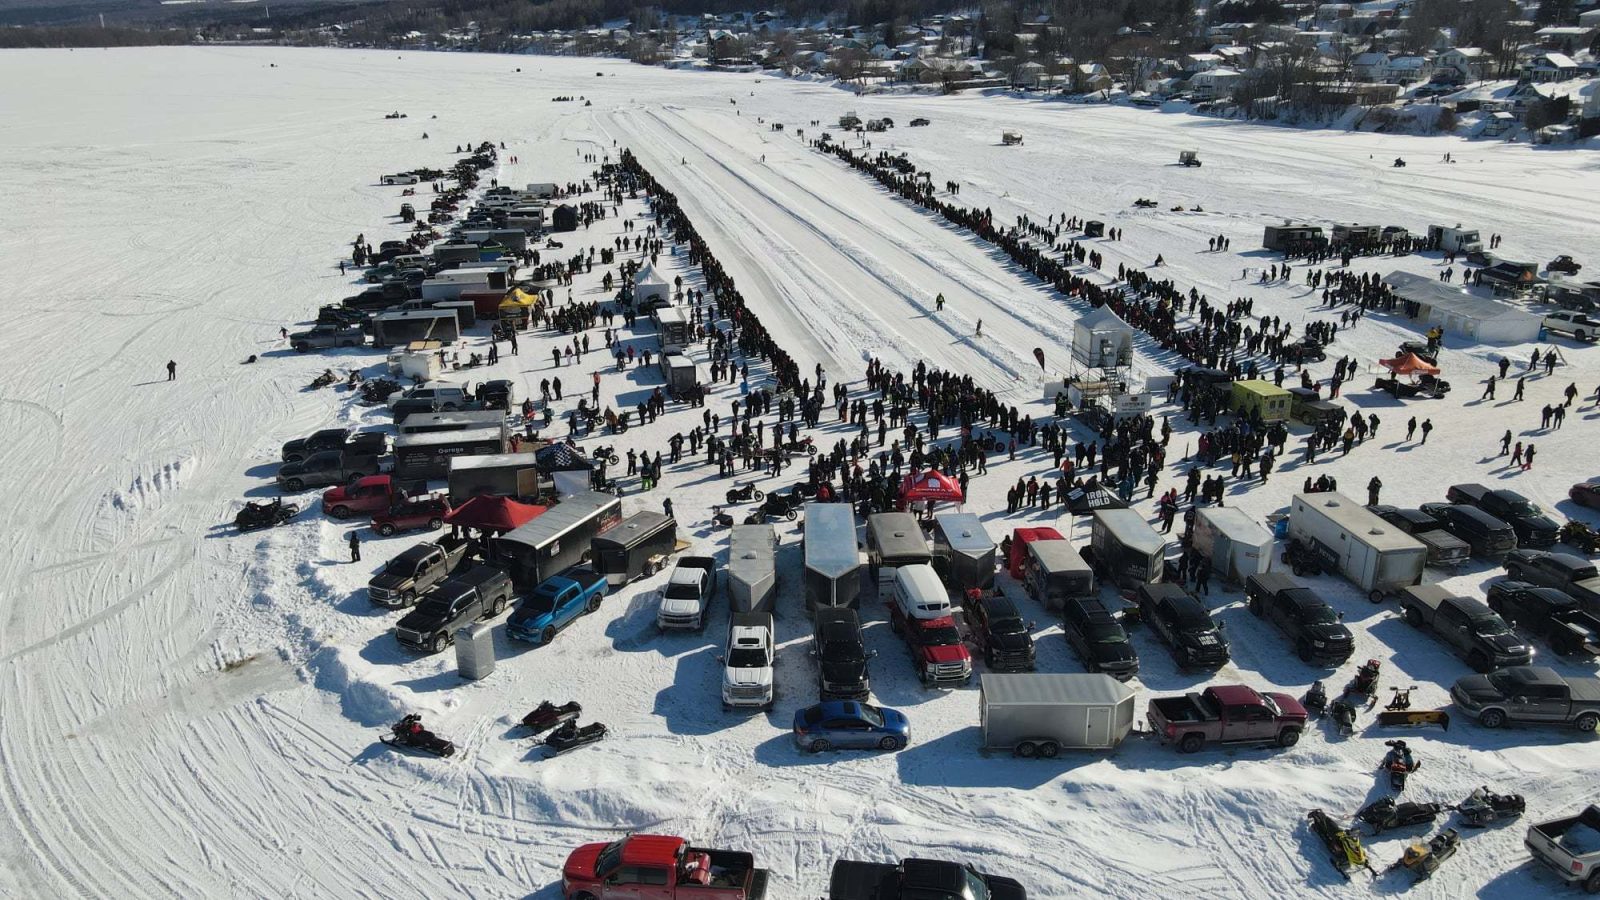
[590,511,678,586]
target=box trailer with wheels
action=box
[491,492,623,590]
[1192,506,1274,584]
[1089,509,1167,589]
[804,502,861,612]
[1289,492,1427,602]
[729,523,777,614]
[1021,539,1094,611]
[931,512,996,592]
[980,673,1136,756]
[590,511,679,586]
[866,513,932,576]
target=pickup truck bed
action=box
[1149,694,1216,725]
[1527,805,1600,888]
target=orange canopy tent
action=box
[896,469,964,512]
[444,495,546,535]
[1377,352,1441,375]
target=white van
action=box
[892,564,951,621]
[721,612,775,710]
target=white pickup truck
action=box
[1527,804,1600,892]
[656,555,718,630]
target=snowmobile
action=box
[1307,809,1374,880]
[1454,786,1525,827]
[710,506,735,529]
[1328,697,1358,736]
[1380,740,1421,790]
[725,482,765,504]
[381,714,456,757]
[541,720,607,757]
[1354,796,1443,834]
[235,497,299,532]
[309,369,337,390]
[360,378,402,404]
[1385,829,1458,882]
[522,701,581,734]
[1302,680,1328,719]
[1345,659,1382,709]
[1560,520,1600,554]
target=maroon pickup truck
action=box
[1148,685,1307,753]
[562,835,768,900]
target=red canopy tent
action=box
[896,469,964,513]
[1377,352,1441,375]
[444,495,546,535]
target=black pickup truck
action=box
[282,427,387,463]
[828,858,1025,900]
[394,565,514,653]
[1400,585,1532,672]
[1245,573,1354,665]
[1487,581,1600,658]
[276,448,384,492]
[1446,484,1559,548]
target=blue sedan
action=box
[792,701,910,753]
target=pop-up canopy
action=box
[1378,352,1441,375]
[444,495,546,534]
[897,469,964,511]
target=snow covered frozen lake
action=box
[1,45,1598,899]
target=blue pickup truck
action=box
[506,567,609,644]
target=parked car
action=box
[1504,549,1600,612]
[282,427,386,464]
[289,323,365,352]
[1369,505,1472,568]
[560,835,769,900]
[1400,585,1532,672]
[1451,665,1600,730]
[961,593,1036,672]
[1526,805,1600,893]
[506,566,608,644]
[828,858,1024,900]
[811,607,873,701]
[1543,310,1600,342]
[1487,582,1600,658]
[1569,481,1600,510]
[1245,573,1354,665]
[1139,583,1229,670]
[655,555,717,631]
[393,565,514,653]
[1060,596,1138,680]
[1147,685,1307,753]
[276,448,382,492]
[367,536,470,608]
[1548,255,1584,276]
[371,494,451,536]
[908,118,931,127]
[1419,502,1519,558]
[721,613,775,710]
[792,700,908,753]
[1446,484,1559,548]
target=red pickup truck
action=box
[322,474,423,519]
[886,600,972,687]
[562,835,768,900]
[1147,685,1307,753]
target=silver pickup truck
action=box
[1527,805,1600,892]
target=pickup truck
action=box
[1061,596,1139,681]
[1139,584,1230,671]
[1526,805,1600,893]
[394,564,514,653]
[289,323,365,352]
[721,612,776,710]
[828,858,1025,900]
[887,598,973,687]
[1447,484,1559,548]
[1451,665,1600,731]
[962,592,1036,672]
[1148,684,1307,753]
[1488,581,1600,658]
[367,536,470,608]
[321,474,424,519]
[276,448,383,492]
[282,428,387,464]
[1504,549,1600,613]
[812,607,872,701]
[561,835,769,900]
[1400,584,1532,672]
[371,494,451,536]
[506,566,608,644]
[1370,505,1472,568]
[1245,573,1355,665]
[656,556,718,630]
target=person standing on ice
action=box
[975,319,983,337]
[1367,477,1382,507]
[166,360,177,381]
[348,532,361,563]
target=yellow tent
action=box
[498,288,540,327]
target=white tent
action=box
[633,263,670,305]
[1071,306,1134,368]
[1385,271,1542,344]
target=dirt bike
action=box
[725,482,765,504]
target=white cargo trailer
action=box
[980,674,1136,755]
[1289,492,1427,602]
[1192,506,1274,584]
[803,502,861,612]
[728,523,777,614]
